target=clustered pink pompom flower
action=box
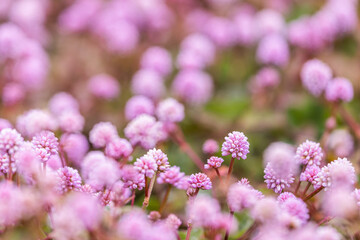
[325,77,354,102]
[124,114,167,150]
[0,128,24,155]
[300,165,320,183]
[89,122,118,148]
[264,163,295,194]
[58,111,85,133]
[156,98,185,123]
[255,9,286,38]
[204,156,224,169]
[56,166,82,194]
[31,130,59,163]
[256,34,289,67]
[131,69,165,100]
[301,59,332,97]
[88,74,120,100]
[326,129,354,158]
[60,133,89,166]
[157,166,185,185]
[121,165,146,190]
[146,148,169,172]
[295,140,323,166]
[0,153,16,175]
[279,196,309,226]
[221,131,250,160]
[105,137,133,160]
[125,95,155,121]
[313,157,355,190]
[250,67,280,93]
[202,139,219,155]
[188,173,212,190]
[227,180,263,212]
[48,92,79,116]
[140,46,172,77]
[134,155,158,178]
[165,214,182,230]
[277,192,296,203]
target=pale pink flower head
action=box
[146,148,169,172]
[250,67,280,93]
[2,83,25,106]
[0,22,26,60]
[58,111,85,133]
[81,151,106,181]
[300,165,320,183]
[279,196,309,226]
[204,156,224,170]
[131,69,165,100]
[317,226,342,240]
[121,165,146,190]
[227,181,263,212]
[125,95,155,121]
[0,182,24,226]
[165,214,182,230]
[174,175,190,190]
[157,166,185,185]
[264,162,295,194]
[140,46,172,77]
[263,142,295,166]
[31,130,59,163]
[256,33,289,67]
[188,173,212,190]
[117,209,150,240]
[86,158,120,190]
[60,133,89,166]
[301,59,332,97]
[202,139,219,155]
[203,17,236,48]
[172,69,213,105]
[124,114,167,149]
[48,92,79,116]
[277,192,296,203]
[233,11,257,46]
[251,197,280,223]
[186,195,221,228]
[88,74,120,100]
[322,187,357,218]
[16,109,58,138]
[105,137,133,160]
[14,142,40,180]
[0,128,24,155]
[58,0,101,33]
[156,98,185,123]
[326,129,354,158]
[325,77,354,102]
[295,140,323,166]
[56,166,82,194]
[255,9,286,38]
[0,119,12,131]
[111,180,132,205]
[89,122,118,148]
[134,154,158,178]
[221,131,250,160]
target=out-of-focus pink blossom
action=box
[88,74,120,100]
[125,95,155,121]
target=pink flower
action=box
[131,69,165,100]
[251,197,280,223]
[0,23,25,60]
[277,192,296,203]
[105,137,133,160]
[48,92,79,116]
[86,158,120,190]
[279,196,309,226]
[250,67,280,93]
[186,195,221,228]
[60,133,89,166]
[202,139,219,155]
[2,83,25,106]
[0,153,16,175]
[188,173,212,190]
[134,154,158,178]
[56,167,82,194]
[0,128,24,155]
[157,166,185,185]
[14,142,40,180]
[256,34,289,67]
[125,95,155,121]
[58,111,85,133]
[325,77,354,102]
[31,130,59,163]
[227,181,263,212]
[255,9,286,38]
[264,162,295,194]
[121,165,146,190]
[204,156,224,169]
[156,98,185,123]
[89,122,118,148]
[146,148,169,172]
[326,129,354,158]
[221,131,250,160]
[165,214,182,230]
[322,188,357,218]
[88,74,120,100]
[140,46,172,77]
[295,140,323,166]
[172,69,213,105]
[300,165,320,183]
[174,176,190,190]
[301,59,332,97]
[0,119,12,131]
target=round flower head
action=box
[317,226,342,240]
[2,83,25,106]
[58,111,84,133]
[48,92,79,116]
[124,114,167,150]
[188,173,212,190]
[322,188,357,219]
[88,74,120,100]
[140,46,172,76]
[255,9,286,38]
[277,192,296,203]
[0,119,12,131]
[301,59,332,97]
[56,167,82,194]
[14,142,40,180]
[134,154,158,178]
[165,214,182,230]
[0,128,24,155]
[172,69,213,105]
[0,154,16,175]
[250,67,280,93]
[256,33,289,67]
[295,140,323,166]
[300,165,320,183]
[125,95,155,121]
[117,209,150,240]
[186,195,221,228]
[251,197,280,223]
[146,148,169,172]
[86,158,120,190]
[264,162,295,194]
[352,188,360,207]
[89,122,118,148]
[325,77,354,102]
[174,175,190,190]
[233,11,257,46]
[204,156,224,169]
[157,166,185,185]
[156,98,185,123]
[221,131,250,160]
[326,129,354,158]
[227,181,262,212]
[81,151,106,181]
[203,16,236,48]
[263,142,295,166]
[105,137,133,160]
[121,165,146,190]
[31,131,59,163]
[202,139,219,155]
[314,157,356,190]
[131,69,165,100]
[0,22,26,60]
[279,197,309,226]
[60,133,89,166]
[16,109,58,138]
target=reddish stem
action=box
[227,157,235,178]
[302,182,311,197]
[338,104,360,139]
[131,190,136,207]
[303,187,324,201]
[215,168,222,181]
[159,185,172,213]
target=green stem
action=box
[159,185,172,213]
